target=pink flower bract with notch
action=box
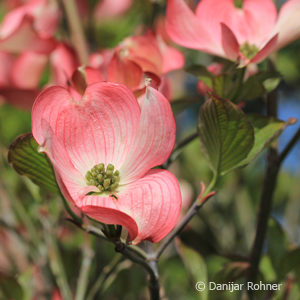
[166,0,300,65]
[32,82,182,244]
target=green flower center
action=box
[234,0,243,9]
[85,163,120,194]
[240,42,259,60]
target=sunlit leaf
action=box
[197,95,254,175]
[8,133,59,193]
[236,115,288,167]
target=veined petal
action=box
[32,82,141,176]
[120,86,176,183]
[0,16,56,54]
[10,51,48,89]
[107,52,144,91]
[166,0,220,55]
[272,0,300,50]
[80,169,182,244]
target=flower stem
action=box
[61,0,89,64]
[44,220,72,300]
[247,83,279,292]
[156,184,215,259]
[75,235,94,300]
[115,241,160,300]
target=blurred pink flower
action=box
[166,0,300,65]
[0,0,60,54]
[107,31,184,97]
[32,82,182,244]
[94,0,133,20]
[0,43,78,109]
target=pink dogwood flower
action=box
[166,0,300,65]
[32,82,182,244]
[0,0,59,53]
[0,43,79,109]
[107,31,184,98]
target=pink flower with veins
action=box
[32,82,182,244]
[0,0,59,53]
[166,0,300,66]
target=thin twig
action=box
[115,241,160,300]
[156,184,216,259]
[278,126,300,165]
[61,0,89,64]
[247,84,279,293]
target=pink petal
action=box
[250,34,278,64]
[84,67,104,84]
[80,169,182,244]
[50,43,79,86]
[0,16,56,54]
[0,52,15,86]
[166,0,219,54]
[32,83,140,175]
[195,0,276,46]
[107,52,144,90]
[157,36,185,74]
[272,0,300,50]
[221,23,240,61]
[120,86,176,183]
[94,0,132,19]
[125,32,163,76]
[33,1,60,37]
[10,51,47,89]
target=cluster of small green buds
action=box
[240,42,259,60]
[85,163,120,193]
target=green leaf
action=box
[8,133,59,193]
[236,71,281,101]
[0,274,24,300]
[197,96,254,176]
[236,115,288,167]
[267,218,289,275]
[178,243,208,300]
[185,64,214,88]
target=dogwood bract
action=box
[166,0,300,66]
[32,82,182,244]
